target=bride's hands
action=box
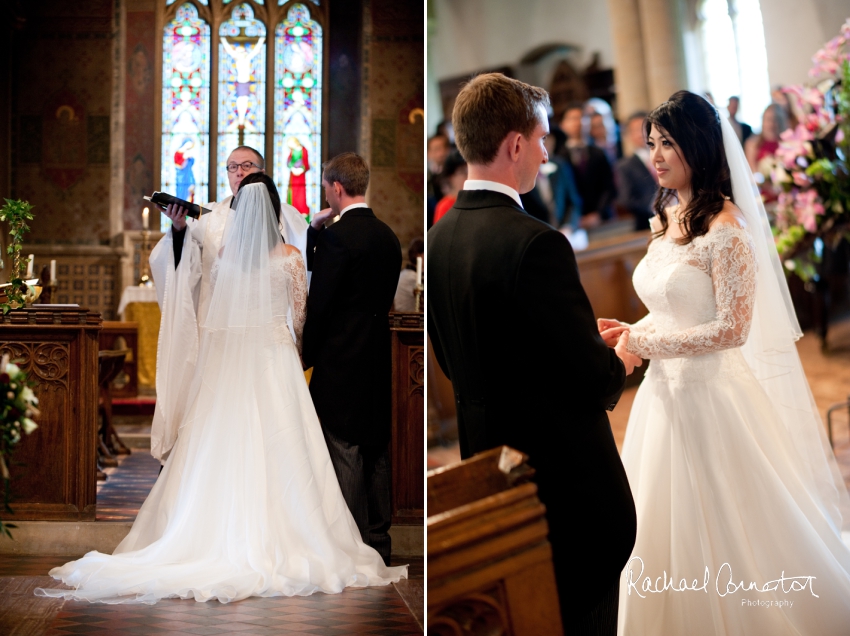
[614,332,643,376]
[598,317,629,347]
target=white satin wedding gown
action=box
[36,187,407,604]
[617,222,850,634]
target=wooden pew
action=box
[575,230,650,326]
[428,447,563,635]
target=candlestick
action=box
[25,254,34,278]
[142,207,150,230]
[50,259,56,282]
[415,256,423,286]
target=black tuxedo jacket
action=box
[427,189,636,612]
[302,208,401,446]
[615,154,659,230]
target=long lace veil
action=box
[718,113,850,540]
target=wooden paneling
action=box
[0,308,102,521]
[389,312,424,527]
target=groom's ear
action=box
[505,131,524,163]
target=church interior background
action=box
[0,0,424,633]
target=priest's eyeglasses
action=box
[226,161,263,173]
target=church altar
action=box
[0,307,102,521]
[117,286,159,388]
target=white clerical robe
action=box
[149,197,309,463]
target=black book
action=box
[144,192,211,219]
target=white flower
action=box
[6,363,19,375]
[21,418,37,434]
[21,386,35,403]
[10,428,20,444]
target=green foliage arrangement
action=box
[0,199,35,313]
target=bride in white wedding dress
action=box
[602,91,850,635]
[35,182,407,604]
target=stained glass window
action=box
[274,4,322,221]
[161,3,211,231]
[217,4,267,197]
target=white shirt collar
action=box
[340,202,368,218]
[463,180,523,208]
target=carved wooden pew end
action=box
[427,446,564,635]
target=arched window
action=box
[158,1,326,230]
[699,0,770,130]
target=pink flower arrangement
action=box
[770,19,850,280]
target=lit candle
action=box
[142,207,150,230]
[25,254,34,279]
[415,256,423,286]
[50,259,56,282]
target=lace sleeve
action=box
[626,225,757,359]
[627,313,656,335]
[285,251,308,354]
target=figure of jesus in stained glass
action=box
[221,34,265,130]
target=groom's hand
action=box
[598,318,628,347]
[311,207,336,230]
[614,331,642,375]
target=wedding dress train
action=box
[35,184,407,604]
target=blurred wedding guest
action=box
[772,85,799,129]
[585,98,621,163]
[560,102,616,228]
[394,237,423,312]
[727,96,753,145]
[427,134,451,227]
[432,151,468,224]
[614,112,658,231]
[435,119,455,144]
[520,122,582,228]
[745,103,788,175]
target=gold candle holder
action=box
[138,229,153,287]
[414,283,423,313]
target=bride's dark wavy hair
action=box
[646,90,733,244]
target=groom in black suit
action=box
[302,153,401,564]
[427,73,638,634]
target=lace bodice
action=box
[626,224,757,378]
[209,248,307,353]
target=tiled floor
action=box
[96,451,161,522]
[2,446,424,635]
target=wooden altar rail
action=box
[428,447,563,635]
[0,308,102,521]
[389,312,424,527]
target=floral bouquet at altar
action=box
[770,19,850,282]
[0,354,39,539]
